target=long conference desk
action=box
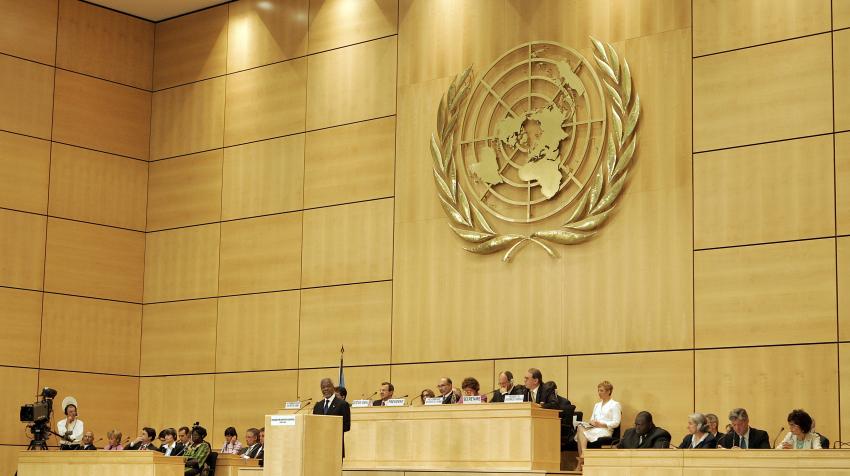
[16,450,259,476]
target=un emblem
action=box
[431,39,640,261]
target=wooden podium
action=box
[17,450,184,476]
[263,413,342,476]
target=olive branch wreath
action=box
[430,37,640,262]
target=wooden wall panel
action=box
[143,224,220,303]
[52,70,151,160]
[839,237,850,342]
[56,0,153,89]
[0,367,38,445]
[307,0,398,54]
[693,136,835,248]
[301,198,393,288]
[227,0,308,73]
[0,209,46,290]
[569,351,694,445]
[0,0,58,64]
[0,446,24,476]
[221,135,304,221]
[299,282,392,368]
[38,370,139,446]
[306,37,397,130]
[137,375,213,433]
[298,366,391,404]
[0,288,41,368]
[0,131,50,214]
[224,59,307,146]
[150,77,225,160]
[838,133,850,235]
[303,117,395,208]
[835,29,850,133]
[837,0,850,29]
[216,291,300,372]
[212,370,298,440]
[695,239,837,348]
[44,218,144,302]
[693,0,830,56]
[493,357,568,396]
[388,361,494,406]
[141,299,217,376]
[153,4,227,90]
[146,150,222,231]
[41,294,141,375]
[0,54,54,139]
[219,213,302,295]
[694,344,839,444]
[841,344,850,443]
[693,34,832,152]
[48,144,148,231]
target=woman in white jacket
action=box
[776,409,821,449]
[56,396,84,449]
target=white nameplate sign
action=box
[504,394,524,403]
[424,397,443,406]
[284,401,301,410]
[462,395,483,404]
[270,415,296,427]
[351,399,370,408]
[385,398,406,407]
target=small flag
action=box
[338,345,346,390]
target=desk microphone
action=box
[364,391,378,400]
[295,400,314,414]
[772,426,785,448]
[485,388,500,396]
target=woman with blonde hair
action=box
[104,430,123,450]
[575,380,621,471]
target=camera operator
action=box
[57,397,84,450]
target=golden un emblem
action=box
[431,38,640,261]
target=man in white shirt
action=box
[57,397,84,450]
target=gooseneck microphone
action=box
[772,427,785,448]
[295,400,314,414]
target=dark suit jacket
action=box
[313,396,351,432]
[125,441,158,451]
[678,433,717,449]
[617,426,672,449]
[521,383,560,410]
[441,392,460,404]
[81,444,97,451]
[241,443,261,458]
[158,442,184,456]
[490,385,524,403]
[716,427,771,449]
[372,399,389,406]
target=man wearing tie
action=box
[240,428,262,459]
[80,431,97,450]
[312,378,351,456]
[522,368,559,409]
[717,408,770,449]
[617,411,672,448]
[372,382,394,406]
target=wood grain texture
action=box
[137,375,213,434]
[0,209,46,290]
[0,0,58,64]
[694,34,832,152]
[838,133,850,235]
[835,29,850,133]
[841,344,850,444]
[143,224,220,303]
[0,367,38,445]
[0,288,41,368]
[839,238,850,341]
[52,70,151,160]
[221,135,304,220]
[0,54,54,139]
[0,131,50,214]
[695,239,837,348]
[150,77,225,160]
[0,446,23,476]
[49,143,148,231]
[219,213,302,295]
[44,218,145,303]
[837,0,850,29]
[212,370,298,440]
[153,4,227,90]
[226,0,308,73]
[307,0,397,54]
[146,150,222,231]
[141,299,217,375]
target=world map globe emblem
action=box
[458,41,607,223]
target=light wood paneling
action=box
[41,293,141,375]
[216,291,300,372]
[224,59,307,146]
[39,370,140,446]
[141,299,217,375]
[307,0,397,54]
[147,150,222,231]
[693,34,832,152]
[837,0,850,29]
[841,344,850,442]
[569,351,694,446]
[838,133,850,235]
[301,198,393,288]
[143,224,220,303]
[0,446,24,476]
[306,37,396,130]
[0,209,46,290]
[388,361,494,406]
[0,131,49,214]
[56,0,154,89]
[221,135,304,220]
[493,357,568,396]
[0,367,38,445]
[693,0,830,56]
[298,365,391,404]
[44,218,145,302]
[213,370,298,439]
[49,143,148,231]
[137,375,213,433]
[0,288,41,368]
[219,213,302,295]
[153,4,227,90]
[0,54,54,139]
[226,0,308,73]
[695,239,837,348]
[299,282,392,368]
[0,0,57,64]
[695,344,839,444]
[693,135,835,248]
[150,77,225,160]
[839,238,850,341]
[52,70,151,160]
[303,117,395,208]
[836,29,850,132]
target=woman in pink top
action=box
[104,430,124,450]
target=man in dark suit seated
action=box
[490,371,524,403]
[372,382,395,406]
[617,411,672,449]
[125,427,158,451]
[80,431,97,450]
[313,378,351,456]
[239,428,262,458]
[437,377,461,404]
[716,408,770,449]
[521,368,560,410]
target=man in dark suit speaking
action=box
[716,408,770,449]
[313,378,351,456]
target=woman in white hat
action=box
[57,396,84,450]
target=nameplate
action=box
[385,398,406,407]
[424,397,444,406]
[462,395,483,404]
[283,401,301,410]
[504,394,524,403]
[351,399,370,408]
[270,415,296,426]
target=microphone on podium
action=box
[772,426,785,448]
[363,391,378,400]
[485,388,500,396]
[295,399,314,414]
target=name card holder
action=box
[385,398,406,407]
[351,399,370,408]
[270,415,296,426]
[462,395,483,404]
[284,401,301,410]
[424,397,444,406]
[504,395,524,403]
